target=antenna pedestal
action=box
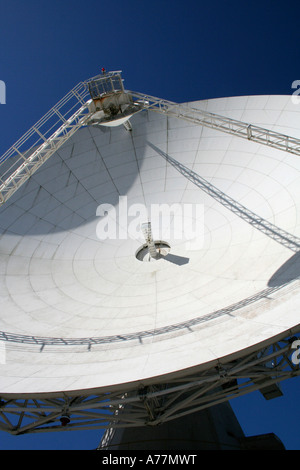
[99,402,285,450]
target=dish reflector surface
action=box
[0,95,300,396]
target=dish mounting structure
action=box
[0,71,299,436]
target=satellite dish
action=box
[0,73,299,445]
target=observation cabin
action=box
[86,70,142,129]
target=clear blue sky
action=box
[0,0,300,450]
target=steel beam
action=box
[131,91,300,156]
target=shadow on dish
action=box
[268,251,300,287]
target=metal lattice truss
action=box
[1,72,300,206]
[0,71,125,205]
[131,91,300,156]
[141,222,159,258]
[0,332,299,436]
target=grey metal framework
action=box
[0,278,298,350]
[87,72,124,99]
[0,330,299,435]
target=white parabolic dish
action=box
[0,94,300,397]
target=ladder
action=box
[141,222,158,259]
[0,80,93,205]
